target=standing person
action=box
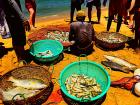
[128,0,134,29]
[3,0,30,62]
[103,0,128,32]
[25,0,36,29]
[86,0,104,23]
[69,10,95,55]
[71,0,84,23]
[128,0,140,53]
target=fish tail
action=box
[7,76,15,82]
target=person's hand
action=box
[23,20,30,32]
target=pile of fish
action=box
[46,31,69,42]
[102,55,140,93]
[35,50,53,57]
[65,74,102,99]
[0,76,47,101]
[97,32,128,43]
[102,55,137,73]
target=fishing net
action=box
[0,65,53,105]
[27,25,70,47]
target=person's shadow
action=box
[126,38,137,49]
[0,42,13,59]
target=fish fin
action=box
[121,67,130,73]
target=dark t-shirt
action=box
[69,21,94,49]
[135,0,140,9]
[3,0,22,19]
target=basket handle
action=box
[12,93,28,105]
[78,54,88,75]
[78,54,88,61]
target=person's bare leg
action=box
[13,45,25,62]
[107,15,114,31]
[116,16,123,32]
[88,6,92,22]
[28,8,36,28]
[96,6,101,23]
[128,14,134,28]
[32,8,36,27]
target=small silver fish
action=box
[8,76,47,89]
[0,87,39,101]
[36,50,53,57]
[65,74,102,99]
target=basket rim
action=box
[29,39,63,58]
[95,32,129,44]
[0,65,52,103]
[59,60,111,102]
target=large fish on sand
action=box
[101,61,130,73]
[8,76,47,89]
[104,55,137,70]
[0,87,39,101]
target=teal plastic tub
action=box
[59,60,110,102]
[30,39,63,62]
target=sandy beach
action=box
[0,8,140,105]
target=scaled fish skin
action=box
[104,55,137,70]
[8,76,47,89]
[0,87,39,101]
[101,61,130,73]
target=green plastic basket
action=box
[30,39,63,62]
[59,60,110,102]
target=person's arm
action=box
[69,24,75,41]
[128,0,135,11]
[8,0,30,31]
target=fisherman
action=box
[70,0,84,23]
[25,0,36,29]
[86,0,106,23]
[103,0,128,32]
[69,10,95,55]
[128,0,140,53]
[2,0,30,62]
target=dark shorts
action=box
[6,16,26,46]
[86,0,101,7]
[71,2,81,10]
[25,1,36,10]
